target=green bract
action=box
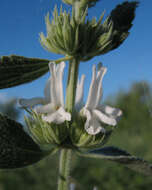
[24,111,113,151]
[40,2,138,62]
[40,6,114,61]
[69,114,112,150]
[24,110,68,151]
[62,0,100,8]
[40,6,79,56]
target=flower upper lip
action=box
[19,61,71,124]
[76,63,122,135]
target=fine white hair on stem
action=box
[69,183,76,190]
[69,183,98,190]
[93,186,98,190]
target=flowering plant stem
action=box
[57,58,79,190]
[65,58,80,113]
[58,149,72,190]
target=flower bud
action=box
[40,6,80,56]
[40,6,115,62]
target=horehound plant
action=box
[0,1,152,190]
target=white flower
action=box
[76,64,122,135]
[19,62,71,124]
[19,61,122,135]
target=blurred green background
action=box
[0,81,152,190]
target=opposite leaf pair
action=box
[0,114,152,177]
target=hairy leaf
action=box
[0,113,46,169]
[0,55,50,89]
[78,146,152,176]
[109,1,139,50]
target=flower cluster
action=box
[19,61,122,139]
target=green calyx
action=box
[40,6,80,56]
[40,2,138,62]
[24,110,113,152]
[69,113,112,150]
[74,13,114,61]
[24,110,68,151]
[62,0,100,8]
[40,5,114,61]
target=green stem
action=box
[58,149,72,190]
[54,56,73,64]
[57,59,79,190]
[65,58,79,114]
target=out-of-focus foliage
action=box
[0,81,152,189]
[0,156,59,190]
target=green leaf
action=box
[0,113,47,169]
[78,146,152,176]
[109,1,139,50]
[0,55,50,89]
[110,1,139,31]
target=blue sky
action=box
[0,0,151,102]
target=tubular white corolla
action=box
[75,64,122,135]
[19,61,122,135]
[19,62,71,124]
